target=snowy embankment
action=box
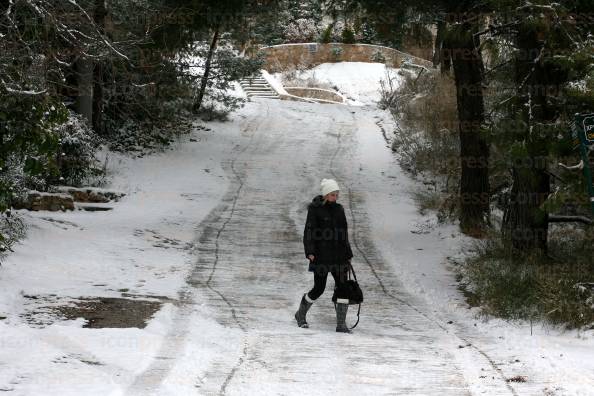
[0,114,250,393]
[273,61,402,106]
[354,106,594,396]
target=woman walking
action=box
[295,178,354,333]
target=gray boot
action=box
[295,294,313,328]
[335,302,352,333]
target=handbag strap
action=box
[348,262,358,281]
[346,262,361,330]
[350,303,361,330]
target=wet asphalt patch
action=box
[20,294,168,329]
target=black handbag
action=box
[332,262,363,304]
[332,262,363,329]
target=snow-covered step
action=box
[241,85,272,90]
[240,80,267,85]
[245,90,276,94]
[244,88,277,93]
[246,93,278,97]
[247,95,279,99]
[242,87,276,91]
[244,89,276,94]
[242,93,279,99]
[239,73,279,99]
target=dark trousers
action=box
[306,262,348,301]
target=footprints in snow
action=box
[38,217,83,231]
[133,228,193,251]
[410,218,437,234]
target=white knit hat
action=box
[321,178,340,196]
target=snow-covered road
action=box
[2,95,594,395]
[124,99,514,395]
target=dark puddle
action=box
[79,206,113,212]
[21,295,170,329]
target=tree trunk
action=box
[502,19,558,253]
[445,23,490,236]
[194,26,220,112]
[502,166,550,251]
[92,62,103,134]
[92,0,107,134]
[75,56,93,125]
[433,19,445,68]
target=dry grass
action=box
[381,68,460,221]
[458,226,594,329]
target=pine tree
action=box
[442,12,490,236]
[487,1,594,253]
[355,1,491,235]
[341,26,356,43]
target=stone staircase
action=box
[239,74,279,99]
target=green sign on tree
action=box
[572,113,594,147]
[582,115,594,145]
[572,113,594,215]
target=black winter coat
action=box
[303,195,353,266]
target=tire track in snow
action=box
[328,106,518,396]
[124,101,270,395]
[211,102,271,395]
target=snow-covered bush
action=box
[0,155,30,262]
[53,112,104,187]
[0,154,48,204]
[196,95,243,122]
[0,211,26,261]
[357,20,377,44]
[380,67,459,221]
[106,118,193,156]
[0,88,67,213]
[329,20,345,42]
[283,18,320,43]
